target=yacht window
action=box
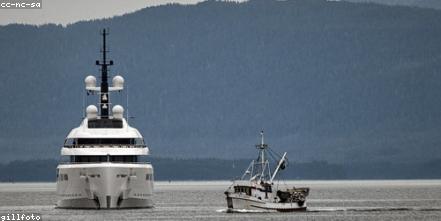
[88,119,123,128]
[71,155,138,163]
[76,138,143,145]
[134,138,145,145]
[110,156,138,162]
[64,138,74,146]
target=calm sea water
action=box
[1,180,441,220]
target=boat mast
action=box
[96,29,113,118]
[255,130,269,181]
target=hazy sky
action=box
[0,0,205,26]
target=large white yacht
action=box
[56,29,154,209]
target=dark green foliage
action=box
[0,159,58,182]
[1,0,441,165]
[347,0,441,10]
[2,158,441,181]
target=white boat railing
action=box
[58,161,152,165]
[63,144,146,148]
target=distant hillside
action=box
[346,0,441,10]
[1,158,441,181]
[1,0,441,165]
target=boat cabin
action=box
[234,186,252,196]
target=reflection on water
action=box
[0,180,441,220]
[219,207,441,213]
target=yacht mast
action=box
[96,29,114,118]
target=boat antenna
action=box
[96,28,113,119]
[255,130,270,181]
[257,130,268,163]
[82,90,86,118]
[126,84,129,124]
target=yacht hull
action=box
[56,163,153,209]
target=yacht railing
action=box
[58,161,152,164]
[63,144,146,148]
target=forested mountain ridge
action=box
[1,0,441,166]
[346,0,441,10]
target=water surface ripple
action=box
[0,180,440,220]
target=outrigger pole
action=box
[270,152,287,183]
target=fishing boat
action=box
[224,131,309,212]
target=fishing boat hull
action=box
[226,195,307,212]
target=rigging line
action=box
[255,150,262,164]
[268,151,277,162]
[267,148,281,165]
[268,147,283,159]
[267,148,278,161]
[268,147,289,167]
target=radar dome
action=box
[85,75,96,89]
[112,75,124,89]
[86,105,98,119]
[112,105,124,119]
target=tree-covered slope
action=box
[1,0,441,165]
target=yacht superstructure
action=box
[56,29,154,209]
